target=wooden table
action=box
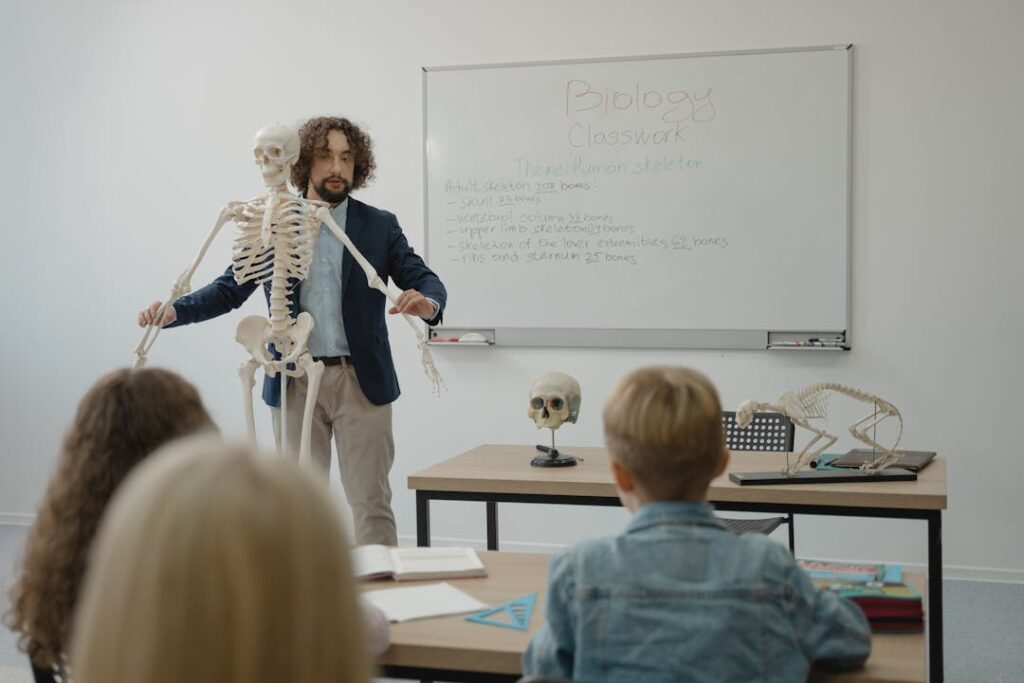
[408,444,947,682]
[371,551,926,682]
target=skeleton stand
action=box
[532,428,578,467]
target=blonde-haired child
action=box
[523,366,871,682]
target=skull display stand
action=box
[533,428,578,468]
[728,383,917,486]
[528,372,581,468]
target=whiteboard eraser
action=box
[459,332,488,343]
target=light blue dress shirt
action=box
[299,197,439,359]
[300,199,350,357]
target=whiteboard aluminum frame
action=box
[422,45,853,350]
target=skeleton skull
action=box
[736,399,758,428]
[253,124,300,189]
[528,372,582,429]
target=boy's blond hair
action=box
[603,366,724,500]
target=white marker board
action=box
[423,46,851,348]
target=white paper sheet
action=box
[363,581,489,622]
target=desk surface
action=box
[371,551,925,683]
[373,551,546,676]
[409,444,947,511]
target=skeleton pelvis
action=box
[235,312,314,368]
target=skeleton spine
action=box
[268,255,292,334]
[799,382,889,407]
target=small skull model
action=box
[253,124,300,189]
[528,372,582,429]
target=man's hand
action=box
[138,301,177,328]
[389,289,435,319]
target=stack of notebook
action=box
[799,559,924,633]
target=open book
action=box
[353,545,486,581]
[363,582,489,622]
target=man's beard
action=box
[314,176,351,204]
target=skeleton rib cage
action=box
[230,195,320,334]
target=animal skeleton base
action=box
[133,124,444,466]
[736,382,903,476]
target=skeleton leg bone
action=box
[296,354,325,467]
[849,410,904,472]
[238,359,260,445]
[279,362,290,459]
[272,371,283,456]
[787,419,837,475]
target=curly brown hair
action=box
[290,116,376,194]
[4,367,214,675]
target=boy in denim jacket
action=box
[522,366,871,683]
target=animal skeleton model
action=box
[133,124,444,463]
[736,383,903,475]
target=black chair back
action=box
[722,411,794,452]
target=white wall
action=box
[2,0,1021,580]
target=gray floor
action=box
[1,524,1022,682]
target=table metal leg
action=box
[417,491,431,547]
[928,511,943,682]
[487,501,499,550]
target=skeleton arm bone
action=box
[133,203,241,368]
[787,419,838,475]
[315,207,430,339]
[315,206,445,395]
[315,208,404,301]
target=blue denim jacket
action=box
[523,501,871,683]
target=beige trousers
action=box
[275,364,397,546]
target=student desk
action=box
[408,445,947,682]
[371,550,926,682]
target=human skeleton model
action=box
[736,383,903,476]
[133,124,444,463]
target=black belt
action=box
[313,355,351,367]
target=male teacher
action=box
[138,116,447,545]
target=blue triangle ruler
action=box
[465,592,537,631]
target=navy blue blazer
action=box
[169,197,446,406]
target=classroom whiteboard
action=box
[423,46,851,348]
